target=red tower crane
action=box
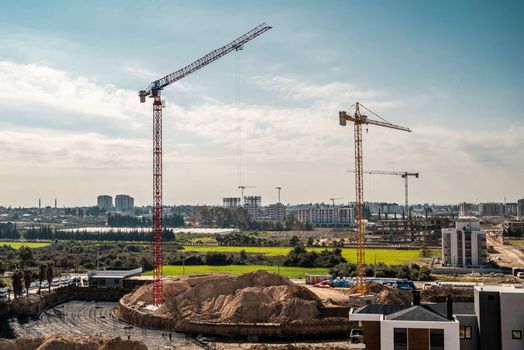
[139,23,271,305]
[339,102,411,295]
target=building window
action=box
[512,330,522,339]
[430,329,444,350]
[460,326,472,339]
[393,328,407,350]
[114,279,119,284]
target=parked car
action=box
[517,272,524,279]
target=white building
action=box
[97,195,113,211]
[115,194,134,212]
[297,206,354,227]
[442,219,487,267]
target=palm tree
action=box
[23,269,32,297]
[11,270,23,299]
[46,263,54,294]
[38,263,47,294]
[18,246,33,268]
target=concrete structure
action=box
[244,195,261,207]
[518,198,524,218]
[297,206,354,227]
[479,202,504,216]
[97,195,113,211]
[459,202,477,217]
[268,203,286,221]
[87,267,142,288]
[222,197,241,208]
[505,202,518,217]
[369,217,452,243]
[442,220,487,267]
[474,285,524,350]
[115,194,134,212]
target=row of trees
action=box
[282,246,347,268]
[216,232,279,247]
[329,262,432,281]
[0,222,20,240]
[24,227,176,242]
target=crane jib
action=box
[139,23,271,101]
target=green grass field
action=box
[145,265,329,279]
[181,246,438,265]
[0,241,51,249]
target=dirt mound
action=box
[421,288,474,302]
[123,270,324,324]
[0,333,147,350]
[346,283,412,305]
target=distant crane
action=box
[139,23,271,305]
[330,197,343,208]
[275,186,282,203]
[347,170,419,218]
[238,185,257,205]
[339,102,411,295]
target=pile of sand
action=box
[346,283,412,305]
[0,333,147,350]
[123,271,324,324]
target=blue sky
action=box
[0,0,522,206]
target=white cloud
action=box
[0,61,522,205]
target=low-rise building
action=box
[442,219,487,267]
[349,295,461,350]
[87,267,142,288]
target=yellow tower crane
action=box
[339,102,411,294]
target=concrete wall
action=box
[500,292,524,350]
[115,298,351,339]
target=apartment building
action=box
[442,220,487,267]
[459,202,477,216]
[297,206,354,227]
[518,198,524,218]
[478,202,504,216]
[115,194,134,212]
[268,203,286,221]
[97,195,113,211]
[223,197,241,208]
[505,202,518,217]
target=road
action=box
[488,236,524,267]
[2,300,204,349]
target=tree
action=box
[11,270,23,299]
[23,269,32,296]
[18,246,33,268]
[0,260,5,277]
[307,237,314,247]
[289,235,300,247]
[38,263,47,294]
[239,249,247,261]
[46,264,54,294]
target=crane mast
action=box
[140,23,271,305]
[339,102,411,295]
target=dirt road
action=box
[488,236,524,267]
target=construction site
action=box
[1,2,524,349]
